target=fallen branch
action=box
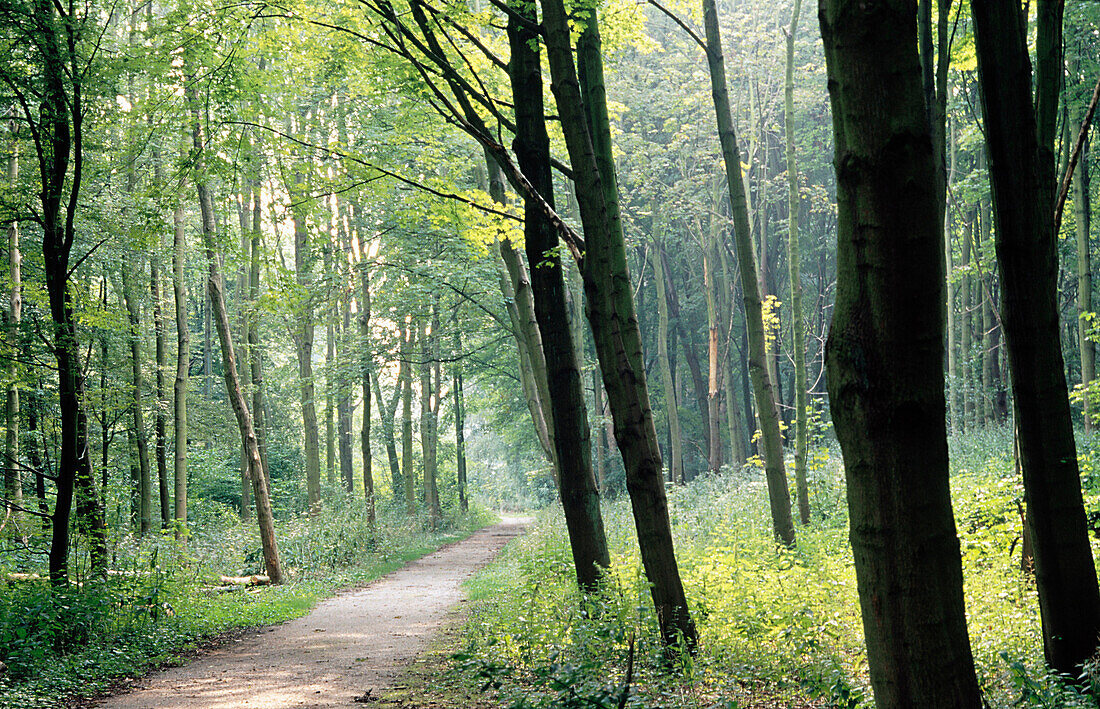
[218,574,271,586]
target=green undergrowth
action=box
[0,499,495,708]
[452,426,1100,709]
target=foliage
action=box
[0,499,495,707]
[451,428,1100,708]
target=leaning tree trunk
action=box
[784,0,809,525]
[507,0,610,588]
[187,81,282,584]
[818,0,983,703]
[702,0,795,546]
[539,0,696,647]
[971,0,1100,674]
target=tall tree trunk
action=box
[718,245,748,467]
[453,326,467,513]
[818,0,983,702]
[122,261,152,534]
[652,245,683,485]
[1075,112,1093,430]
[326,319,336,487]
[401,321,415,514]
[972,0,1100,674]
[151,252,170,527]
[784,0,809,525]
[702,0,796,546]
[372,366,401,494]
[291,162,322,512]
[173,172,189,535]
[4,124,22,532]
[507,0,610,587]
[420,315,440,527]
[960,215,972,431]
[338,264,355,494]
[38,0,107,579]
[703,222,723,475]
[540,0,696,646]
[187,81,283,584]
[359,236,375,522]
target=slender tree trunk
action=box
[818,0,983,702]
[972,0,1100,673]
[718,245,747,467]
[326,318,336,488]
[401,321,415,514]
[372,366,401,494]
[960,216,972,431]
[122,261,152,534]
[4,126,22,532]
[291,163,322,512]
[540,0,696,646]
[507,0,610,586]
[151,252,170,527]
[359,237,375,522]
[453,326,467,512]
[784,0,809,525]
[173,173,189,535]
[420,315,440,527]
[38,0,106,579]
[652,245,683,485]
[187,81,282,584]
[1075,116,1093,430]
[703,223,723,475]
[702,0,795,546]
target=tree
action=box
[819,0,983,703]
[971,0,1100,674]
[700,0,796,545]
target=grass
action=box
[0,499,496,708]
[448,426,1100,709]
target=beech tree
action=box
[820,0,982,703]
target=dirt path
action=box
[94,517,529,709]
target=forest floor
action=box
[87,516,530,709]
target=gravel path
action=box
[94,517,529,709]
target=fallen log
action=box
[218,574,270,586]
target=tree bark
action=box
[702,0,795,546]
[291,156,322,512]
[507,0,610,587]
[972,0,1100,674]
[453,326,467,513]
[173,167,189,535]
[652,245,683,484]
[540,0,696,647]
[122,260,152,534]
[187,81,283,584]
[819,0,983,702]
[401,321,416,514]
[4,123,22,532]
[784,0,809,525]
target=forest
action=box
[0,0,1099,704]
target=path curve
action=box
[95,517,529,709]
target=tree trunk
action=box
[960,215,972,431]
[291,161,322,513]
[372,365,401,495]
[122,260,152,534]
[401,321,416,514]
[453,326,467,512]
[1075,113,1093,429]
[703,224,723,475]
[540,0,696,647]
[784,0,809,525]
[37,0,107,579]
[151,252,170,528]
[173,172,189,535]
[187,81,283,585]
[420,315,440,527]
[507,0,610,587]
[818,0,983,702]
[4,126,22,532]
[652,245,683,485]
[702,0,795,546]
[972,0,1100,674]
[359,236,375,522]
